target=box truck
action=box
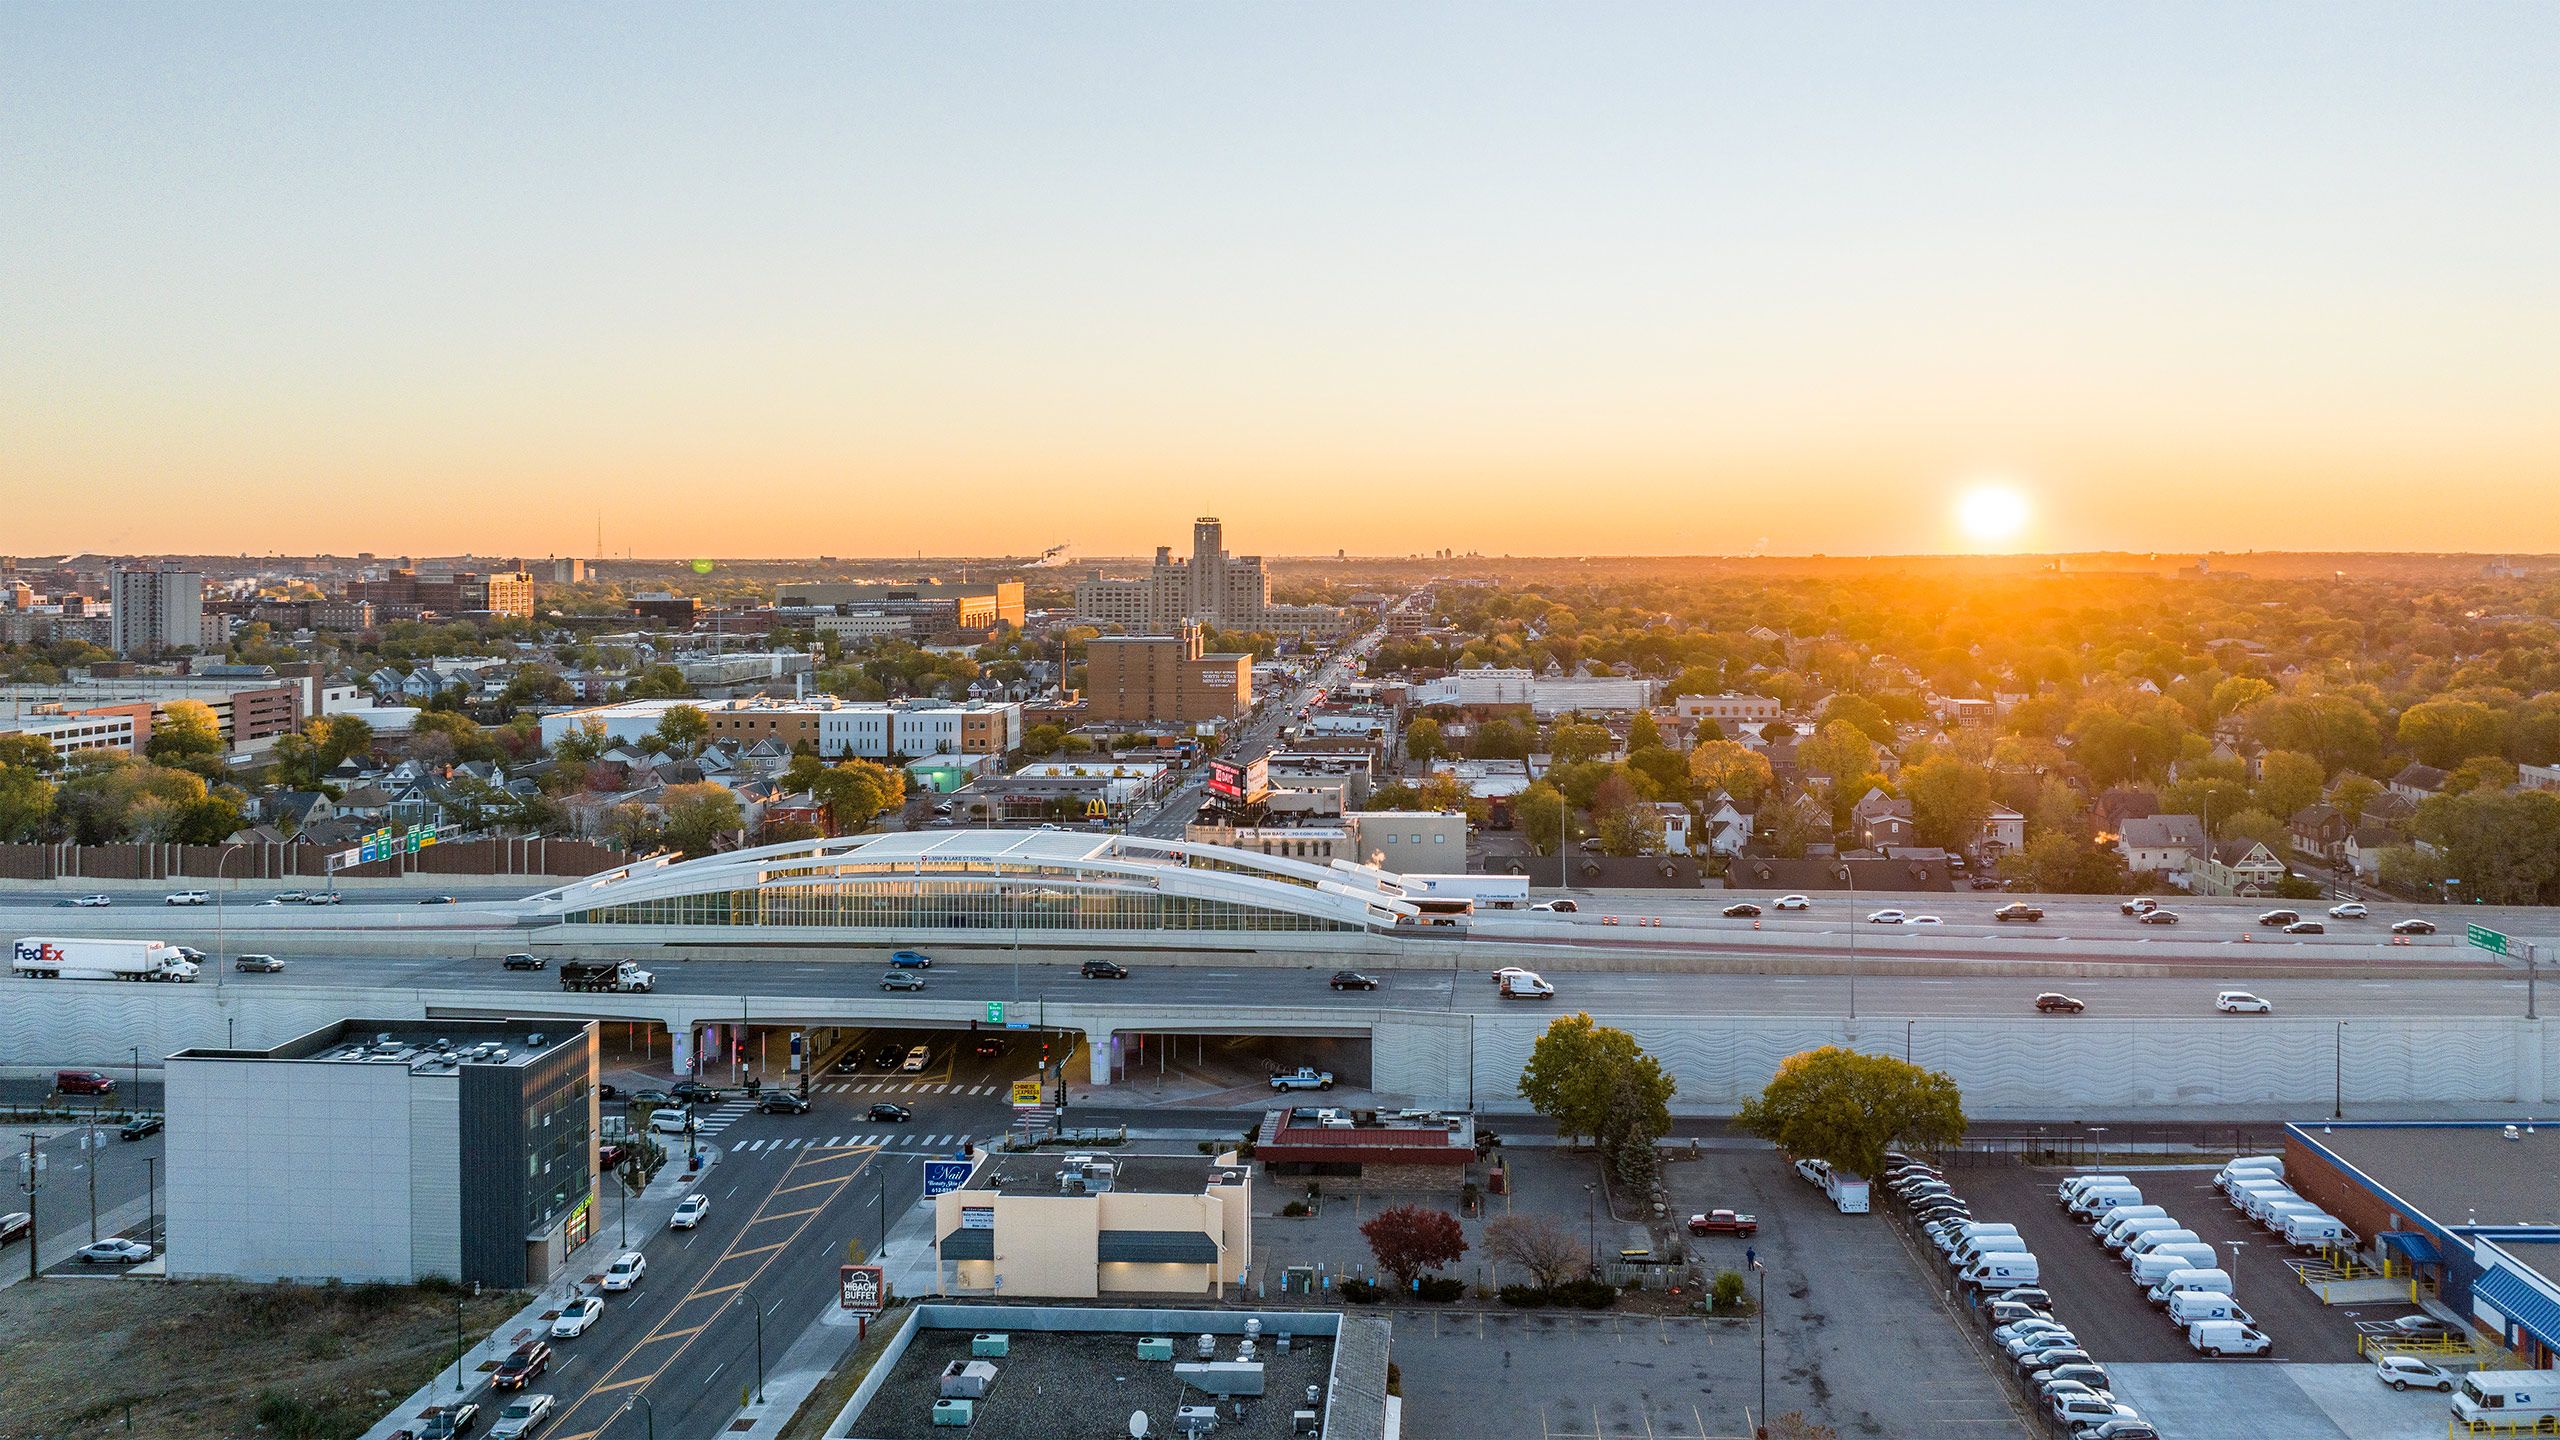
[1822,1168,1871,1214]
[11,937,198,982]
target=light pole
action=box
[129,1047,141,1100]
[1904,1019,1915,1064]
[877,1173,890,1257]
[624,1393,655,1440]
[453,1294,465,1392]
[1753,1258,1768,1440]
[731,1292,775,1404]
[1841,865,1858,1021]
[87,1094,101,1242]
[1583,1182,1596,1272]
[212,842,247,994]
[144,1156,157,1252]
[2333,1021,2345,1119]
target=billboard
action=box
[1205,755,1268,804]
[923,1159,973,1196]
[839,1264,885,1312]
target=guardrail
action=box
[2446,1416,2560,1436]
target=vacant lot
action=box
[0,1276,520,1440]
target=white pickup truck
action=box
[1270,1066,1336,1092]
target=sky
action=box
[5,3,2557,561]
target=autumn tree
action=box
[1794,721,1875,786]
[1550,720,1614,765]
[1902,754,1994,852]
[145,699,226,770]
[1360,1205,1468,1287]
[1404,716,1446,762]
[1482,1213,1585,1287]
[1627,709,1662,752]
[1688,741,1773,806]
[2251,749,2326,821]
[2397,698,2506,770]
[651,703,712,759]
[1733,1046,1966,1182]
[1817,693,1896,746]
[660,783,744,856]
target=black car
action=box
[757,1093,810,1115]
[872,1046,905,1069]
[2257,909,2301,927]
[501,954,545,971]
[1993,903,2044,922]
[2284,920,2325,935]
[418,1402,481,1439]
[420,895,457,905]
[2392,918,2437,935]
[120,1115,163,1141]
[867,1103,912,1123]
[492,1341,551,1389]
[830,1056,863,1074]
[1721,902,1762,918]
[2136,909,2180,925]
[1328,971,1379,991]
[670,1081,723,1105]
[973,1037,1004,1055]
[597,1082,622,1101]
[1081,959,1129,980]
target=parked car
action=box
[78,1237,153,1264]
[1329,971,1380,990]
[2382,1314,2466,1343]
[757,1092,809,1114]
[2256,910,2300,927]
[867,1102,912,1123]
[1721,902,1763,918]
[670,1194,710,1229]
[0,1212,31,1246]
[599,1251,645,1293]
[493,1341,552,1387]
[628,1088,672,1107]
[502,954,546,971]
[55,1070,115,1096]
[418,1401,481,1439]
[2283,920,2325,935]
[2373,1353,2456,1391]
[550,1297,604,1338]
[120,1115,163,1141]
[889,949,933,969]
[669,1081,722,1105]
[2391,918,2437,935]
[488,1395,554,1440]
[234,954,285,973]
[1080,959,1129,979]
[2035,993,2087,1014]
[1994,903,2045,922]
[2329,902,2370,919]
[164,890,208,906]
[2136,909,2180,925]
[646,1108,696,1136]
[1773,895,1811,910]
[881,971,927,991]
[2215,992,2272,1014]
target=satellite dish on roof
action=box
[1131,1412,1151,1439]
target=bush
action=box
[1498,1283,1552,1307]
[1552,1278,1619,1310]
[1280,1200,1310,1218]
[1336,1278,1383,1303]
[1415,1276,1465,1303]
[1712,1269,1748,1311]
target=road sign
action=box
[923,1159,972,1197]
[2469,924,2510,956]
[1010,1079,1043,1108]
[985,1001,1004,1025]
[838,1264,884,1313]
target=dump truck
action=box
[559,960,656,993]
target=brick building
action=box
[1083,625,1252,725]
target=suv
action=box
[55,1070,115,1096]
[164,890,209,906]
[1080,959,1129,980]
[502,953,545,971]
[669,1081,722,1106]
[2256,909,2300,927]
[234,954,285,973]
[758,1091,810,1114]
[417,1402,481,1439]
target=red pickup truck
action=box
[1686,1209,1759,1236]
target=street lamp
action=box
[1840,864,1858,1022]
[731,1292,776,1404]
[212,843,248,994]
[1583,1182,1596,1272]
[623,1393,655,1440]
[1752,1258,1768,1440]
[2333,1021,2345,1120]
[452,1294,466,1392]
[129,1046,141,1100]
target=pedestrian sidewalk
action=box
[357,1145,724,1440]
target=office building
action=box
[345,567,534,618]
[1073,517,1347,637]
[167,1019,599,1286]
[1084,625,1252,724]
[109,566,204,657]
[933,1151,1253,1299]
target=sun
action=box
[1956,485,2030,546]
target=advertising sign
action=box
[1206,759,1245,802]
[923,1159,972,1197]
[839,1264,885,1312]
[960,1205,995,1231]
[1010,1079,1044,1108]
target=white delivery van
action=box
[2452,1371,2560,1429]
[2095,1205,2170,1244]
[2229,1178,2291,1214]
[1961,1254,2040,1291]
[2107,1216,2186,1255]
[2073,1185,2145,1220]
[2280,1212,2354,1250]
[2168,1290,2253,1326]
[2124,1228,2205,1262]
[2259,1200,2323,1233]
[2217,1156,2284,1190]
[2131,1245,2222,1287]
[2188,1320,2272,1356]
[2149,1267,2232,1307]
[2058,1173,2131,1206]
[1952,1234,2033,1270]
[1822,1169,1871,1214]
[2240,1187,2304,1224]
[1498,970,1557,1000]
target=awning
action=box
[1096,1230,1220,1264]
[2381,1231,2443,1266]
[2476,1266,2560,1350]
[939,1229,993,1260]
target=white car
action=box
[2373,1353,2455,1391]
[646,1108,696,1136]
[1773,895,1812,911]
[1906,915,1943,926]
[1866,909,1907,925]
[68,894,112,907]
[670,1194,709,1230]
[901,1045,932,1073]
[2216,991,2272,1014]
[78,1237,155,1264]
[164,890,208,906]
[600,1250,646,1292]
[2328,902,2369,919]
[550,1295,604,1337]
[489,1395,554,1440]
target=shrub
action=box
[1280,1200,1310,1218]
[1336,1278,1383,1303]
[1712,1269,1748,1311]
[1553,1278,1619,1310]
[1415,1276,1465,1303]
[1498,1283,1552,1307]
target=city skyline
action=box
[7,4,2556,558]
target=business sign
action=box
[2469,924,2511,957]
[1205,755,1269,805]
[1010,1079,1044,1108]
[838,1264,885,1313]
[960,1205,995,1231]
[923,1159,973,1197]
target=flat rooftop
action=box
[965,1151,1241,1198]
[852,1328,1333,1440]
[172,1018,587,1073]
[2294,1123,2560,1228]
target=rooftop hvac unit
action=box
[1174,1406,1219,1436]
[932,1399,974,1427]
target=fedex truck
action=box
[12,937,200,982]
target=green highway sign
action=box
[2468,924,2510,956]
[986,1001,1005,1024]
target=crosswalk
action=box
[727,1133,980,1154]
[808,1081,1004,1096]
[691,1098,759,1136]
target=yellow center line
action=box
[719,1241,791,1261]
[748,1203,826,1220]
[688,1280,751,1299]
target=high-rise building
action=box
[1075,515,1300,634]
[109,566,204,656]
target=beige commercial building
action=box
[933,1152,1252,1299]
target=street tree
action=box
[2397,698,2507,770]
[1360,1205,1468,1287]
[1817,693,1896,746]
[1518,1014,1677,1165]
[2251,749,2326,820]
[1514,781,1569,854]
[1627,710,1662,752]
[652,703,713,758]
[1404,716,1447,763]
[144,699,226,770]
[1794,720,1876,786]
[1550,720,1614,765]
[1733,1046,1967,1182]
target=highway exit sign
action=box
[2468,924,2510,956]
[985,1001,1004,1024]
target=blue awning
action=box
[940,1229,993,1260]
[2381,1232,2443,1265]
[2476,1266,2560,1350]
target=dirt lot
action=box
[0,1276,521,1440]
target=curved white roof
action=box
[523,829,1427,930]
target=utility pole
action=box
[19,1133,40,1282]
[87,1094,101,1242]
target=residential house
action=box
[2115,813,2205,878]
[2192,838,2288,898]
[2362,790,2420,828]
[1646,802,1692,856]
[1698,794,1753,858]
[1977,805,2025,860]
[2344,824,2402,883]
[263,790,336,832]
[2520,763,2560,793]
[2289,804,2349,864]
[2389,763,2450,804]
[1850,788,1914,849]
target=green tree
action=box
[1902,754,1994,852]
[145,699,226,768]
[1470,717,1531,760]
[2329,773,2383,828]
[1513,780,1568,854]
[2252,749,2326,821]
[551,717,611,764]
[2397,698,2507,770]
[2246,694,2382,778]
[785,755,909,834]
[1516,1013,1677,1163]
[1404,716,1447,763]
[1022,723,1064,758]
[1688,741,1773,806]
[660,783,744,856]
[1794,721,1876,786]
[2004,831,2127,894]
[1818,693,1897,746]
[624,664,694,699]
[2209,675,2275,719]
[1549,720,1614,765]
[0,764,57,841]
[2219,807,2290,854]
[2443,755,2519,797]
[1627,709,1662,752]
[0,733,59,774]
[651,703,712,759]
[1733,1046,1967,1182]
[2413,788,2560,905]
[316,714,375,767]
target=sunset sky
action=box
[6,4,2556,560]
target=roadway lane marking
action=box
[825,1136,842,1147]
[732,1140,762,1152]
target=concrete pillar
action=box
[1087,1030,1115,1087]
[2523,1019,2548,1105]
[670,1028,693,1077]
